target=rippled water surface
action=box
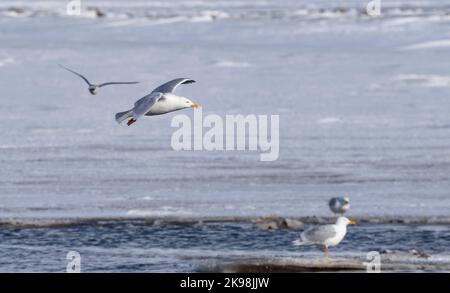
[0,221,449,272]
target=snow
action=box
[1,0,450,220]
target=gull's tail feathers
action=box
[115,110,133,124]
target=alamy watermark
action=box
[170,109,279,161]
[363,251,381,273]
[366,0,381,17]
[66,250,81,273]
[66,0,81,16]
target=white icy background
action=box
[0,0,450,219]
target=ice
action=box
[402,39,450,50]
[213,60,250,68]
[190,10,230,22]
[394,74,450,88]
[317,117,344,124]
[1,0,450,220]
[126,207,194,217]
[0,57,14,67]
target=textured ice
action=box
[402,39,450,50]
[0,0,450,220]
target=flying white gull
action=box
[59,64,139,95]
[329,197,350,215]
[293,216,356,257]
[115,78,199,126]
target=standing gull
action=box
[329,197,350,215]
[293,217,356,257]
[115,78,199,126]
[59,64,139,95]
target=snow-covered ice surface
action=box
[1,0,450,221]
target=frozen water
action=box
[0,0,450,220]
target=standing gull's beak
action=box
[349,219,357,225]
[191,103,200,108]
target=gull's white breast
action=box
[325,225,347,247]
[146,94,182,116]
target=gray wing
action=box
[133,92,163,119]
[302,225,337,243]
[329,198,338,208]
[98,81,139,87]
[151,78,195,94]
[59,64,91,86]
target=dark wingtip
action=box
[58,63,70,72]
[182,79,196,84]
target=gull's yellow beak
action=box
[191,103,200,108]
[349,219,357,225]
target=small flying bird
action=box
[293,216,356,257]
[329,197,350,215]
[59,64,139,95]
[115,78,199,126]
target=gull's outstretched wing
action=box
[133,92,163,119]
[59,64,91,86]
[98,81,139,87]
[151,78,195,94]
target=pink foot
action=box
[127,119,136,126]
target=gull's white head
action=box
[178,96,200,109]
[336,216,356,226]
[341,197,350,211]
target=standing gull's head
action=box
[336,216,356,226]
